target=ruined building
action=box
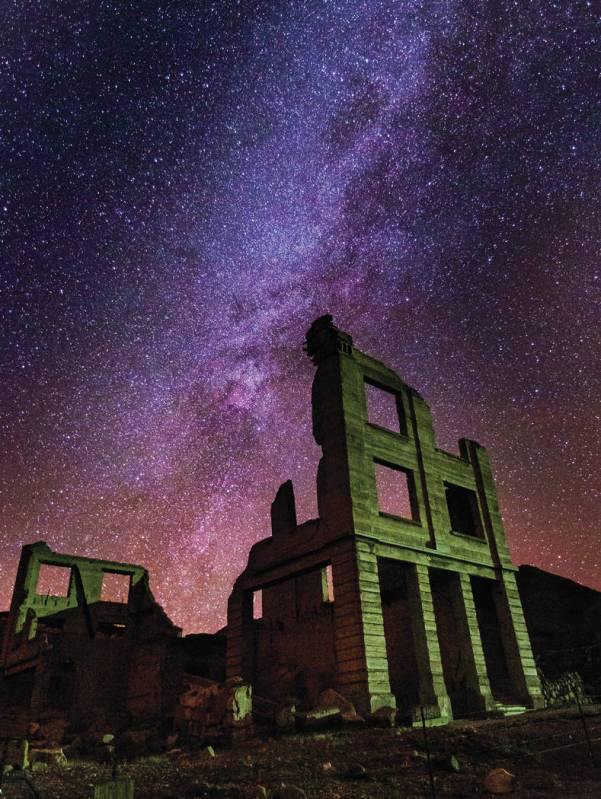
[227,315,543,724]
[0,315,548,737]
[0,542,225,731]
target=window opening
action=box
[253,590,263,620]
[101,571,131,603]
[365,379,406,434]
[374,460,419,521]
[445,483,484,538]
[36,564,71,597]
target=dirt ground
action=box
[4,705,601,799]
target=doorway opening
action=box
[378,558,419,719]
[471,576,514,702]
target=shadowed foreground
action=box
[12,706,601,799]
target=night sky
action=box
[1,1,600,632]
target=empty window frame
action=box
[253,589,263,620]
[445,483,484,538]
[100,571,131,603]
[364,379,407,435]
[322,564,334,602]
[374,460,419,521]
[36,564,71,597]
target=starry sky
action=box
[1,1,600,632]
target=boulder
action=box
[346,763,368,779]
[314,689,355,716]
[177,675,253,741]
[297,688,361,731]
[483,768,515,794]
[296,707,342,732]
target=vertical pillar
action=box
[453,573,495,712]
[226,589,253,682]
[332,542,395,715]
[406,563,452,725]
[493,570,544,708]
[465,439,543,709]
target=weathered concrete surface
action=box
[227,315,543,723]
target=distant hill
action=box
[517,565,601,693]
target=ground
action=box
[4,706,601,798]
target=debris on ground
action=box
[2,706,599,799]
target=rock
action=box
[433,754,461,772]
[340,709,365,726]
[178,675,253,741]
[368,706,397,727]
[296,707,342,732]
[483,768,515,794]
[314,688,355,716]
[296,688,359,732]
[449,754,461,773]
[228,683,253,722]
[271,786,307,799]
[346,763,368,779]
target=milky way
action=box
[1,1,600,631]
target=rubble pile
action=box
[539,670,591,708]
[176,675,253,744]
